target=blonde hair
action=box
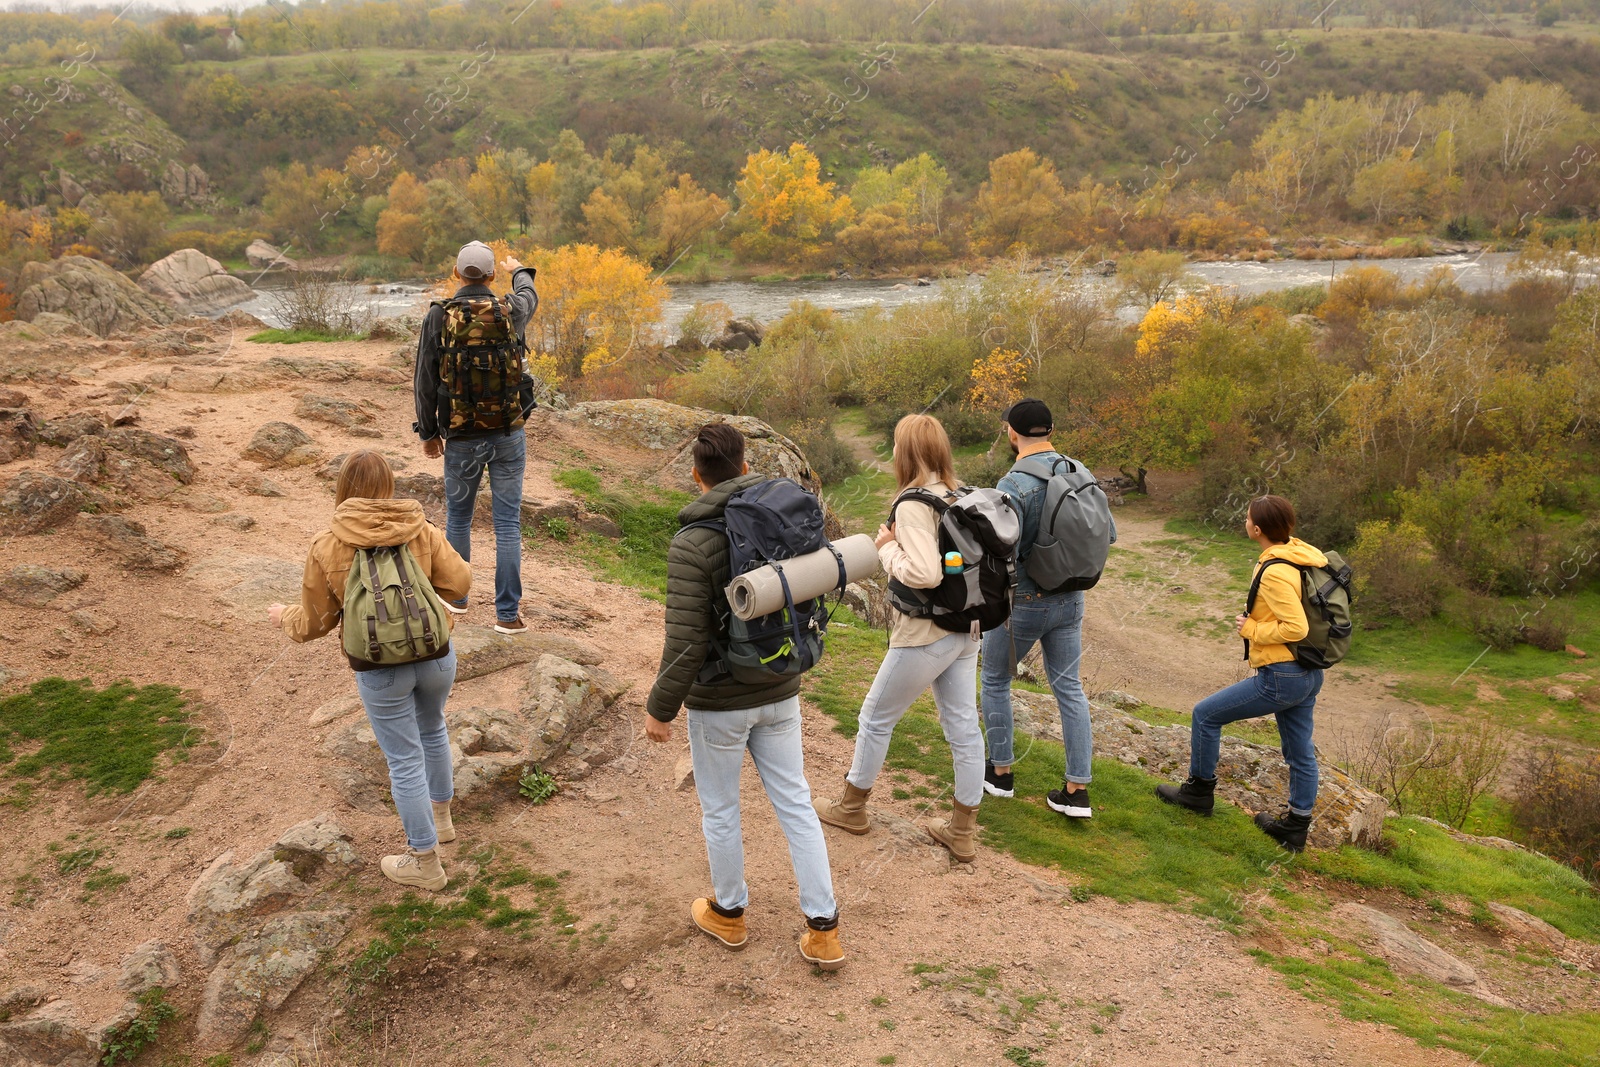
[892,414,958,491]
[335,450,396,504]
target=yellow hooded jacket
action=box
[1240,537,1327,668]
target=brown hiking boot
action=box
[814,780,872,835]
[691,898,748,950]
[432,800,456,844]
[799,921,845,971]
[380,848,448,891]
[924,798,980,862]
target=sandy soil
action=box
[0,330,1484,1066]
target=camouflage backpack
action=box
[433,295,533,434]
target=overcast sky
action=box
[5,1,254,14]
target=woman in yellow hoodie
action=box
[1156,495,1326,852]
[268,451,472,889]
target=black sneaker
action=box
[1046,784,1092,819]
[983,763,1015,798]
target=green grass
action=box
[246,328,367,344]
[0,678,193,795]
[549,468,693,600]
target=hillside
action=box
[0,319,1596,1065]
[9,28,1600,207]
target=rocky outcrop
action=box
[102,428,196,484]
[554,399,819,494]
[0,472,89,535]
[708,318,765,351]
[197,910,350,1046]
[245,239,295,271]
[294,394,374,429]
[138,249,254,315]
[260,356,359,382]
[244,421,321,466]
[0,564,85,607]
[0,408,39,464]
[50,429,193,503]
[160,160,211,205]
[38,413,105,447]
[0,998,102,1067]
[80,515,185,571]
[1336,903,1509,1006]
[15,255,176,338]
[188,552,303,611]
[118,941,180,996]
[1013,699,1388,851]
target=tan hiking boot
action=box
[691,898,748,950]
[814,780,872,835]
[380,848,448,891]
[799,924,845,971]
[432,800,456,844]
[925,798,980,862]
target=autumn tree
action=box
[261,163,348,253]
[971,148,1067,255]
[375,171,427,262]
[96,191,170,266]
[731,142,854,262]
[581,145,727,266]
[465,150,530,240]
[524,243,668,379]
[418,179,476,265]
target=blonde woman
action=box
[815,414,986,861]
[268,451,472,889]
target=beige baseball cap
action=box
[455,241,495,280]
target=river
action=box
[229,251,1528,336]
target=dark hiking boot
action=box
[1047,784,1092,819]
[1155,776,1216,815]
[983,762,1015,798]
[1254,808,1312,853]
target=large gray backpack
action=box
[1012,454,1113,593]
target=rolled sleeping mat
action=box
[727,534,881,621]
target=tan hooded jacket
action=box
[280,498,472,658]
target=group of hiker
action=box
[268,241,1353,973]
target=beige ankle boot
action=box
[814,780,872,835]
[432,800,456,844]
[381,847,448,891]
[925,799,980,862]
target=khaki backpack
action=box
[341,545,452,665]
[433,295,533,434]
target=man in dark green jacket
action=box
[645,422,843,971]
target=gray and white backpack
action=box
[1011,454,1113,592]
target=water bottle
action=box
[943,550,963,575]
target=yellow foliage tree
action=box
[972,148,1067,255]
[966,347,1030,412]
[375,171,427,261]
[732,142,854,261]
[525,243,667,379]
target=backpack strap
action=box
[361,549,386,661]
[1243,557,1306,661]
[887,486,952,525]
[389,546,438,654]
[1011,454,1069,482]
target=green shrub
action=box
[782,418,858,485]
[99,988,176,1065]
[1515,748,1600,883]
[1349,519,1449,623]
[1446,591,1524,651]
[955,444,1012,489]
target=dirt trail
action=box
[0,333,1472,1066]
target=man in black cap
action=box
[979,398,1113,818]
[414,241,539,635]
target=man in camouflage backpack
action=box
[414,241,539,634]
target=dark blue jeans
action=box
[1190,661,1323,816]
[443,432,525,621]
[980,590,1091,782]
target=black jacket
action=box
[646,473,805,722]
[413,267,539,441]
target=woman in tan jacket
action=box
[268,451,471,890]
[815,414,985,861]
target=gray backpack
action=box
[1011,454,1113,593]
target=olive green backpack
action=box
[341,546,452,665]
[1244,551,1355,669]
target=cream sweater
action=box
[880,478,959,648]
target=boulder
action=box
[1486,901,1568,953]
[38,413,105,447]
[0,999,99,1067]
[186,849,312,963]
[58,171,86,207]
[215,308,269,330]
[137,249,254,315]
[260,356,359,382]
[0,472,87,534]
[0,564,86,607]
[18,311,95,340]
[556,399,819,494]
[273,813,361,877]
[453,624,603,681]
[294,394,374,429]
[245,239,295,271]
[710,318,764,350]
[160,160,210,204]
[0,408,39,464]
[1547,685,1578,702]
[52,435,107,484]
[1020,704,1389,851]
[118,940,180,995]
[188,552,303,611]
[0,388,29,407]
[211,513,256,531]
[521,653,625,765]
[69,609,116,635]
[229,472,285,497]
[1336,903,1509,1006]
[244,421,320,467]
[80,515,185,572]
[15,255,176,337]
[196,909,351,1046]
[103,428,196,484]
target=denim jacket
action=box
[998,451,1117,596]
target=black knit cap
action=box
[1003,398,1053,438]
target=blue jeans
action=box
[687,697,837,921]
[980,591,1092,782]
[444,432,526,622]
[354,648,458,851]
[847,631,985,807]
[1190,661,1323,816]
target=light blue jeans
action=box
[980,590,1092,783]
[1191,661,1323,815]
[354,648,458,851]
[443,432,526,621]
[687,697,837,921]
[846,631,984,807]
